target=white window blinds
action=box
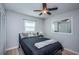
[24,20,35,32]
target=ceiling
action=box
[4,3,79,19]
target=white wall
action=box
[44,9,79,52]
[6,10,44,50]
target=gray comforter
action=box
[19,36,63,55]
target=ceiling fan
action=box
[33,3,58,15]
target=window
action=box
[24,20,35,32]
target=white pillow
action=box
[21,33,28,38]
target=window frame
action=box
[24,20,36,32]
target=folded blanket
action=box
[34,39,57,49]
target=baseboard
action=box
[64,48,79,55]
[6,46,18,51]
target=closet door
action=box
[0,13,1,54]
[0,11,3,54]
[0,8,6,54]
[1,11,6,54]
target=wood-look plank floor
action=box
[5,48,24,55]
[5,48,77,55]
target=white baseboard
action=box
[64,48,79,55]
[6,46,18,51]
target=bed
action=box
[19,33,63,55]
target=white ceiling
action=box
[4,3,79,19]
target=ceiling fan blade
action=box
[47,12,51,15]
[39,13,42,15]
[34,10,42,12]
[48,7,58,11]
[42,3,47,9]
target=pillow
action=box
[28,32,36,37]
[28,33,33,37]
[21,33,28,38]
[22,33,28,36]
[37,35,44,38]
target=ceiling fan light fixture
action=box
[33,3,58,16]
[43,10,47,14]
